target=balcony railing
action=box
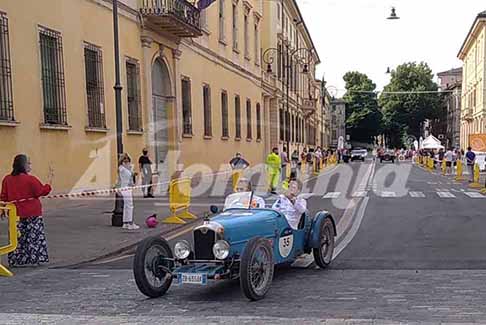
[140,0,202,38]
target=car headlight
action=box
[174,240,191,259]
[212,240,230,260]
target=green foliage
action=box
[379,62,441,148]
[343,71,382,143]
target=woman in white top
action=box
[272,180,307,230]
[118,153,139,230]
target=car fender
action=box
[308,211,336,249]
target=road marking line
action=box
[323,192,340,199]
[464,192,486,198]
[437,191,455,198]
[379,191,396,197]
[352,191,367,197]
[409,191,425,198]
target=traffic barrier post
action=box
[163,178,196,224]
[469,163,481,188]
[441,160,446,176]
[455,160,465,181]
[0,204,18,277]
[301,160,306,174]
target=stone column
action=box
[141,34,154,154]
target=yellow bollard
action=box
[320,158,324,171]
[469,163,481,188]
[286,164,291,179]
[163,178,196,224]
[0,204,18,277]
[441,160,446,176]
[455,160,465,181]
[301,159,306,174]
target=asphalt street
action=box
[2,160,486,323]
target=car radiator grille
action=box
[194,228,215,260]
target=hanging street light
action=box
[387,7,400,20]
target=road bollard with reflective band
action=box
[455,160,465,181]
[232,170,243,192]
[469,163,481,188]
[163,178,196,224]
[286,164,291,179]
[441,160,446,175]
[313,159,318,175]
[0,204,18,277]
[320,159,323,171]
[301,160,306,174]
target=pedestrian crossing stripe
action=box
[323,192,340,199]
[380,191,396,197]
[464,192,486,198]
[409,191,425,198]
[437,191,455,198]
[353,191,367,197]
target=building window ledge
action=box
[233,47,240,54]
[202,27,211,35]
[219,38,227,46]
[85,126,109,133]
[246,138,252,142]
[182,133,194,138]
[0,120,19,127]
[40,123,71,131]
[221,136,229,140]
[204,135,213,140]
[235,137,241,141]
[127,129,144,135]
[244,55,251,61]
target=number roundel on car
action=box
[278,228,294,258]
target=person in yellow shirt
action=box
[266,147,281,194]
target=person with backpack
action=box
[466,147,476,182]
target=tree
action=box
[343,71,382,144]
[379,62,442,148]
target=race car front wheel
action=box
[313,218,335,269]
[133,236,173,298]
[240,237,274,301]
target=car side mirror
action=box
[210,205,219,214]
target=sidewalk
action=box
[0,163,336,269]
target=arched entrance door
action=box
[152,58,172,190]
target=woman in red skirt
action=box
[1,154,52,267]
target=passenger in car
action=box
[272,180,307,230]
[224,178,266,210]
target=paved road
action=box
[3,160,486,324]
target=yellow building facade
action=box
[458,10,486,150]
[0,0,323,193]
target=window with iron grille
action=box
[221,90,229,137]
[203,84,212,137]
[181,77,192,135]
[256,103,261,140]
[84,43,105,128]
[126,59,142,131]
[246,99,252,139]
[0,12,13,122]
[39,26,67,125]
[232,3,238,50]
[235,95,241,139]
[219,0,225,42]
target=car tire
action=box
[133,236,173,298]
[240,237,274,301]
[313,218,335,269]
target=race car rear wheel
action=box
[133,236,173,298]
[240,237,274,301]
[313,218,335,269]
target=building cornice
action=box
[458,12,486,60]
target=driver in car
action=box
[272,180,307,230]
[224,178,266,210]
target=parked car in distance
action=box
[351,148,367,162]
[380,150,396,163]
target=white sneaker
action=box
[128,223,140,230]
[122,223,130,229]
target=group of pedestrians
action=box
[418,147,477,181]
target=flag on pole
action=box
[198,0,216,10]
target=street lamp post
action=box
[112,0,124,227]
[262,45,314,157]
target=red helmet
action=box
[145,215,158,228]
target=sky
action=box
[296,0,485,97]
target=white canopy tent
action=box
[421,135,444,150]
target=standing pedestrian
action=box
[291,149,300,179]
[465,147,476,182]
[1,154,51,267]
[265,147,281,194]
[280,147,289,182]
[444,148,454,175]
[138,149,153,198]
[229,152,250,170]
[118,153,139,230]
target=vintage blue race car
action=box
[133,195,336,301]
